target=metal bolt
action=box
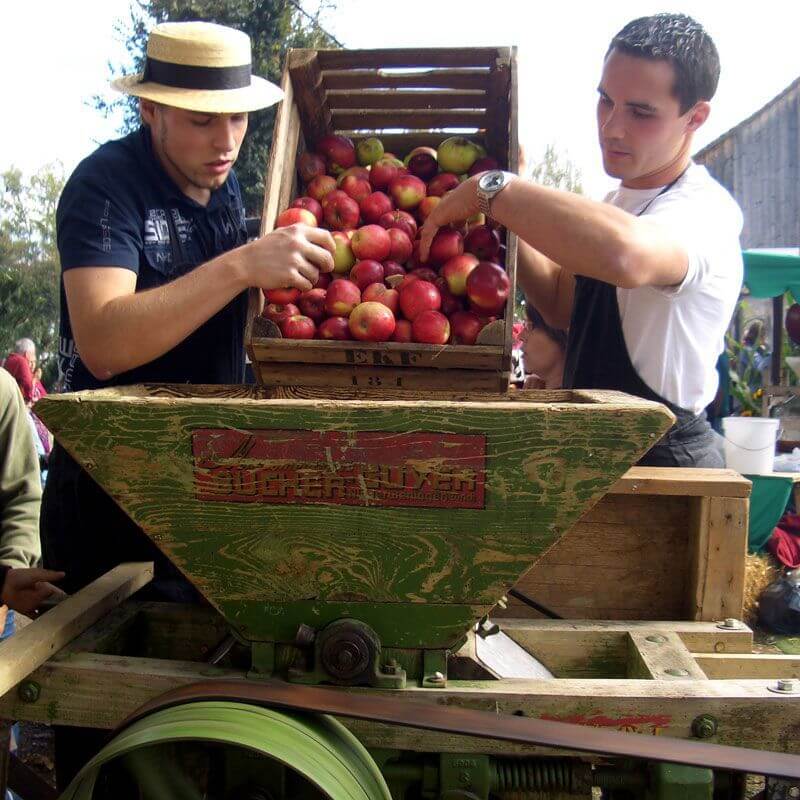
[691,714,718,739]
[429,671,446,685]
[789,787,800,799]
[768,678,800,694]
[383,659,399,676]
[665,668,690,677]
[18,681,40,704]
[645,634,667,643]
[295,624,316,647]
[717,618,744,630]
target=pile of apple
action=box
[263,134,510,345]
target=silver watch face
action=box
[480,171,506,192]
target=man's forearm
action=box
[492,180,684,288]
[516,240,573,330]
[77,249,249,380]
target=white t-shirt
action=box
[605,163,743,413]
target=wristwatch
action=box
[476,170,516,219]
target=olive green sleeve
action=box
[0,368,42,569]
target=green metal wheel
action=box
[59,701,392,800]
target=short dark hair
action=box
[607,13,720,114]
[524,303,568,350]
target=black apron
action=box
[562,175,723,468]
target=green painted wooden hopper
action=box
[36,385,672,681]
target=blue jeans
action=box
[1,610,19,800]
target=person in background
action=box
[32,367,48,401]
[3,339,37,406]
[520,303,567,389]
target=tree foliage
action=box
[93,0,339,214]
[0,165,65,387]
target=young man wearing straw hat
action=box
[42,22,336,601]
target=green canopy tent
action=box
[739,249,800,552]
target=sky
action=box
[2,0,800,199]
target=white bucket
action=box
[721,416,779,475]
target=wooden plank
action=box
[694,653,800,679]
[327,89,488,110]
[331,108,488,131]
[687,496,747,621]
[334,131,488,153]
[260,63,296,236]
[322,69,491,92]
[626,630,707,680]
[500,619,753,678]
[250,338,505,370]
[316,47,502,70]
[0,562,152,699]
[3,653,798,755]
[287,49,331,148]
[609,467,751,498]
[258,363,509,391]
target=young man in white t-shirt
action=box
[420,13,742,467]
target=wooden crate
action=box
[247,46,518,392]
[494,467,751,622]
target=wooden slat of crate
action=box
[331,108,490,131]
[253,362,509,392]
[322,68,491,92]
[335,131,489,154]
[250,339,504,370]
[327,89,488,110]
[315,47,505,70]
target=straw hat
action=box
[111,21,283,114]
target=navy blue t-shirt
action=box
[56,126,249,391]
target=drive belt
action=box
[121,679,800,780]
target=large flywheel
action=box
[59,701,391,800]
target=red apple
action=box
[396,273,420,291]
[410,267,439,283]
[441,253,480,296]
[318,316,353,340]
[412,309,450,345]
[312,271,332,289]
[406,149,438,181]
[276,207,317,228]
[290,196,323,225]
[360,191,394,224]
[378,209,417,240]
[350,259,385,290]
[362,282,400,314]
[408,240,425,270]
[370,156,403,191]
[392,319,414,344]
[427,172,461,197]
[340,176,372,204]
[323,190,360,231]
[417,196,441,222]
[317,134,356,173]
[325,279,361,317]
[336,166,370,186]
[435,278,463,315]
[351,225,391,262]
[466,261,510,314]
[464,224,501,260]
[307,174,337,202]
[468,156,500,177]
[262,302,300,327]
[392,318,413,342]
[428,229,464,266]
[349,301,396,342]
[449,310,484,345]
[399,279,441,321]
[281,314,316,340]
[297,288,327,323]
[298,152,326,183]
[387,228,413,262]
[264,287,301,305]
[382,260,406,281]
[331,230,356,274]
[389,175,427,210]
